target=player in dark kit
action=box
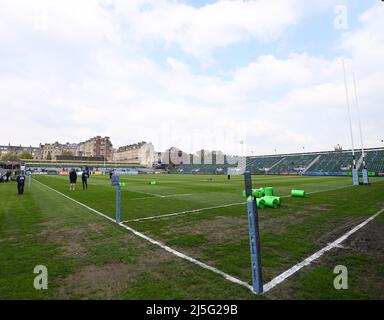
[69,169,77,191]
[16,174,26,195]
[82,170,89,190]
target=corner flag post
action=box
[244,171,263,293]
[27,171,31,192]
[111,175,121,224]
[116,184,121,224]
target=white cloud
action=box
[340,4,384,73]
[0,0,119,40]
[115,0,301,57]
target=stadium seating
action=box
[168,148,384,175]
[268,154,318,173]
[365,149,384,172]
[246,156,283,173]
[307,151,362,172]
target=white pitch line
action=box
[305,184,356,195]
[118,221,253,292]
[158,193,193,198]
[33,179,253,294]
[34,179,116,223]
[136,191,168,198]
[128,189,193,198]
[124,184,357,223]
[262,208,384,293]
[125,196,157,201]
[121,201,246,223]
[127,193,193,201]
[277,184,356,199]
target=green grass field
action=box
[1,174,383,299]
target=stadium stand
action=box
[169,148,384,176]
[365,149,384,173]
[268,154,318,174]
[246,156,283,173]
[306,151,362,173]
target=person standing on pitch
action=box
[69,168,77,191]
[6,170,11,182]
[82,169,89,190]
[16,173,26,195]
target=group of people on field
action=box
[8,167,93,195]
[69,167,90,191]
[11,166,100,195]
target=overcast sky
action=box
[0,0,383,155]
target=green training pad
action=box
[243,188,263,198]
[263,195,281,205]
[264,187,274,196]
[263,196,279,209]
[246,196,265,209]
[256,198,265,209]
[253,188,264,198]
[291,189,305,197]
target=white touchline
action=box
[117,222,253,292]
[123,184,356,223]
[34,179,116,223]
[262,208,384,293]
[33,179,253,293]
[125,196,157,201]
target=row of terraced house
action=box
[0,136,155,168]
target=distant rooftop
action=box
[117,141,147,152]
